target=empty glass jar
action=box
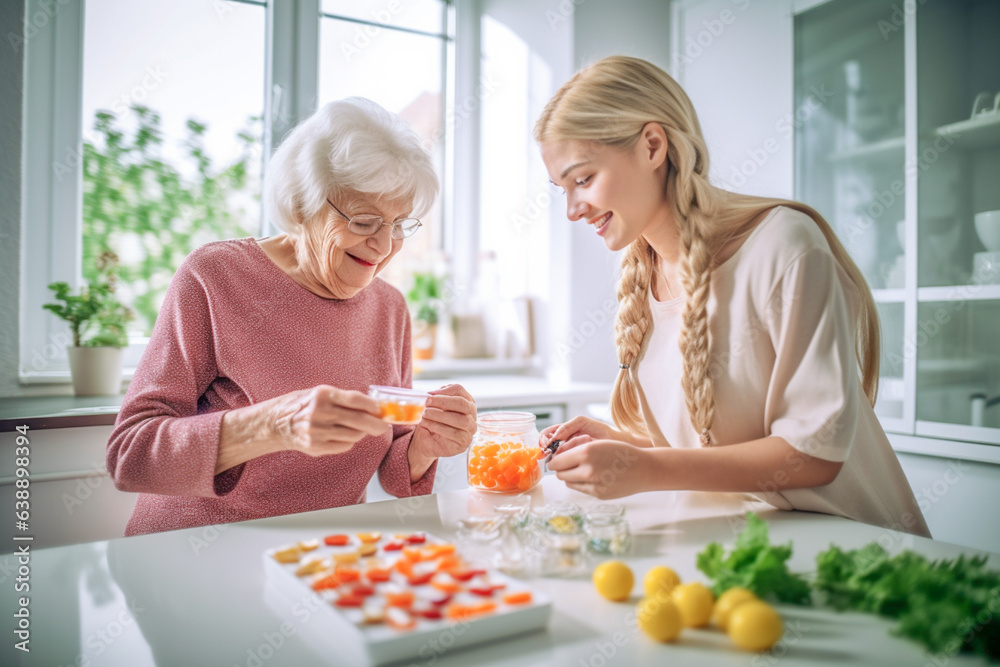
[584,503,632,556]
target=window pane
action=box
[82,0,265,336]
[319,17,445,290]
[322,0,445,35]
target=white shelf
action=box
[917,357,1000,373]
[872,288,906,303]
[412,357,536,379]
[889,431,1000,464]
[915,421,1000,447]
[917,284,1000,302]
[934,112,1000,149]
[827,135,904,163]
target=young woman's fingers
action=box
[554,434,593,455]
[554,464,595,484]
[564,481,597,496]
[550,415,595,442]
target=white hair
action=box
[264,97,439,233]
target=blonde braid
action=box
[610,238,655,438]
[665,126,719,446]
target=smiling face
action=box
[541,128,671,252]
[298,191,411,299]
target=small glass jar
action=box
[467,411,543,493]
[368,385,429,425]
[584,503,632,556]
[533,502,587,576]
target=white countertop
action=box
[2,476,996,667]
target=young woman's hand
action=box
[540,416,632,456]
[546,439,649,499]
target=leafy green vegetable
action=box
[697,513,1000,661]
[816,543,1000,661]
[696,512,812,604]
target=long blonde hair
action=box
[534,56,879,444]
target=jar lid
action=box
[584,503,627,523]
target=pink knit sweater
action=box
[107,238,435,536]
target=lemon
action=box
[643,565,681,598]
[592,561,634,601]
[712,587,758,630]
[671,581,714,628]
[637,595,683,642]
[727,600,783,652]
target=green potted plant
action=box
[43,251,133,395]
[406,271,443,360]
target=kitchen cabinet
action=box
[794,0,1000,446]
[674,0,1000,457]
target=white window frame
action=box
[19,0,459,385]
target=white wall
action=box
[672,0,795,198]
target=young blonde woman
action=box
[539,56,929,536]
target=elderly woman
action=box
[107,98,476,536]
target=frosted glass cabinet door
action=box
[914,0,1000,444]
[916,0,1000,290]
[876,302,905,421]
[794,0,907,429]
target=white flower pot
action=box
[67,347,124,396]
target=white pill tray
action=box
[262,531,552,665]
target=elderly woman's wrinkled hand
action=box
[273,385,388,457]
[409,384,477,460]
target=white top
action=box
[636,206,930,537]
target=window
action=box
[318,0,451,290]
[81,0,266,337]
[20,0,454,382]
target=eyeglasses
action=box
[327,199,422,240]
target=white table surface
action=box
[2,475,996,667]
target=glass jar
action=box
[368,385,429,425]
[584,503,632,556]
[533,502,587,576]
[467,411,543,493]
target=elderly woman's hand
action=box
[409,384,477,463]
[272,385,388,457]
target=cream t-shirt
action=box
[635,206,930,537]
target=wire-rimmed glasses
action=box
[327,199,422,240]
